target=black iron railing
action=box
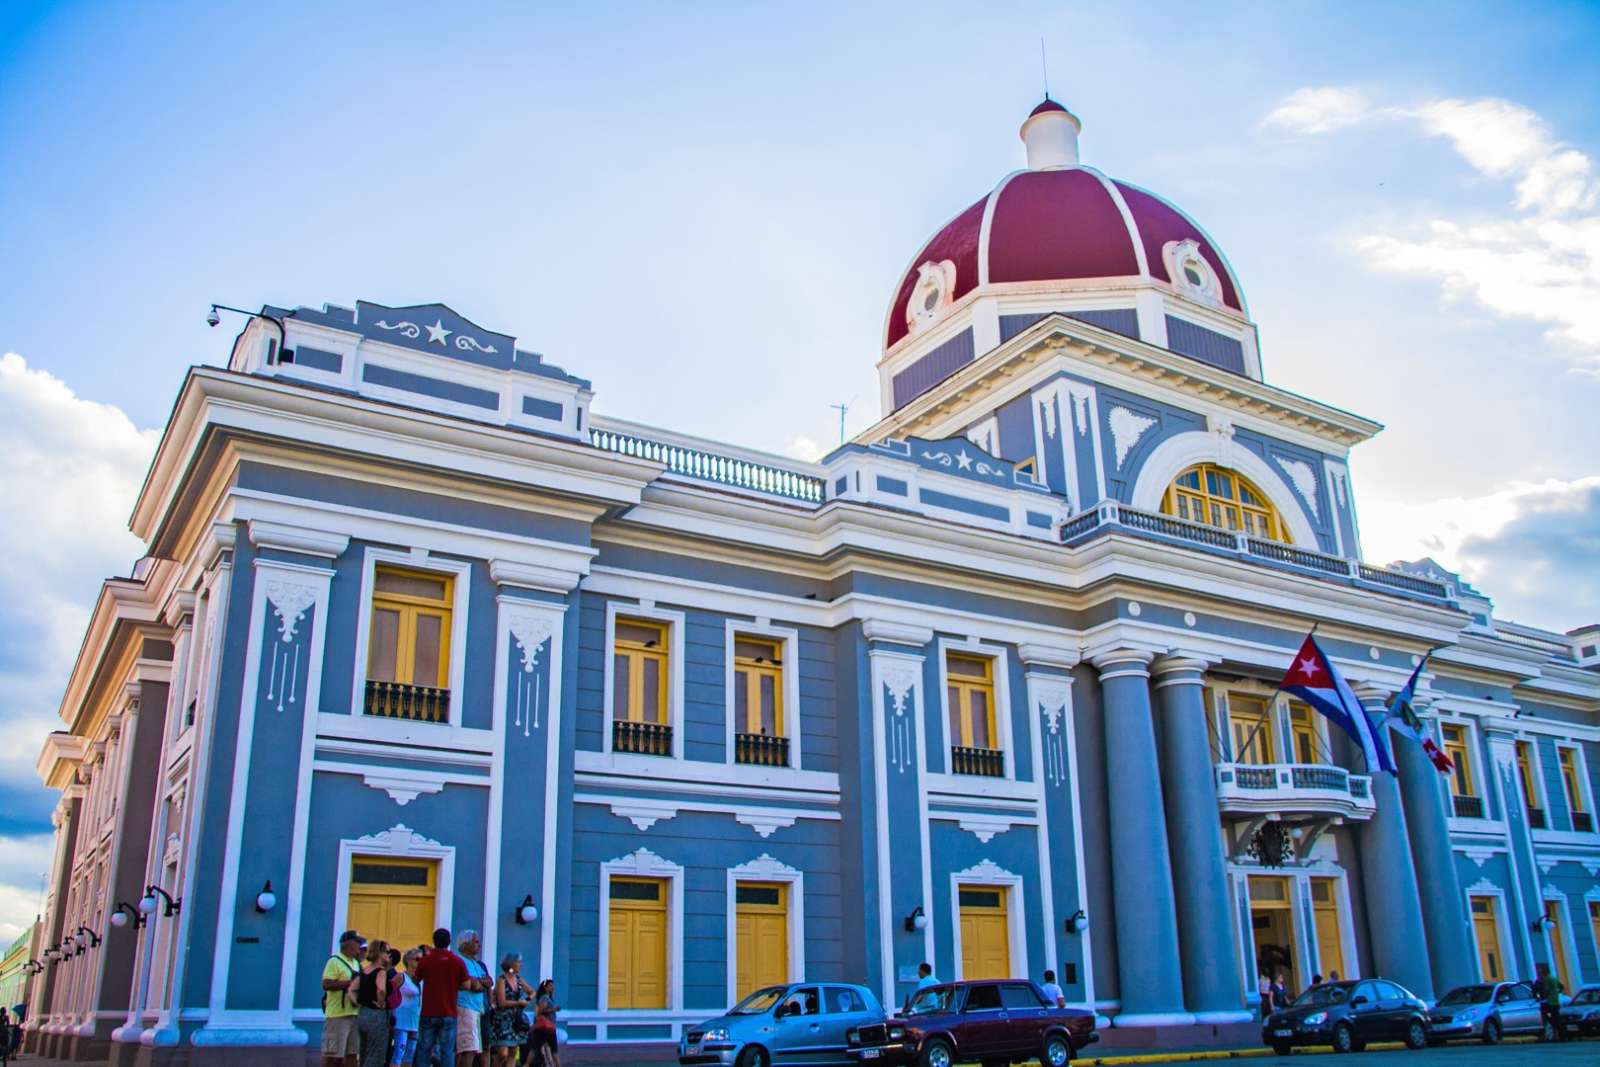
[951,746,1005,777]
[1452,794,1486,819]
[1572,811,1593,833]
[613,719,673,756]
[1527,806,1547,829]
[364,680,450,723]
[734,733,790,767]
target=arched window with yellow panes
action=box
[1162,463,1289,542]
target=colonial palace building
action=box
[25,101,1600,1063]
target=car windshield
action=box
[1439,986,1494,1006]
[1293,984,1352,1007]
[905,988,953,1015]
[1571,989,1600,1005]
[730,987,787,1015]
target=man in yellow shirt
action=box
[321,930,364,1067]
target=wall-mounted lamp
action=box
[140,884,181,918]
[1531,914,1556,934]
[904,905,927,933]
[110,901,147,929]
[76,925,102,948]
[514,895,538,925]
[24,959,43,974]
[255,881,277,913]
[1065,909,1088,935]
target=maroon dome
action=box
[1028,97,1070,118]
[884,164,1244,349]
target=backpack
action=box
[322,955,357,1013]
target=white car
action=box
[1425,982,1548,1044]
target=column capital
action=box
[245,519,349,558]
[1017,642,1080,670]
[1352,682,1391,706]
[1089,646,1156,678]
[861,619,934,646]
[1151,653,1212,682]
[489,557,586,594]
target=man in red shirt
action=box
[412,928,481,1067]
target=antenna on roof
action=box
[1040,38,1051,99]
[830,398,855,444]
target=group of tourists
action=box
[321,927,559,1067]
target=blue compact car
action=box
[680,983,888,1067]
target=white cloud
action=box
[1361,476,1600,631]
[781,435,826,463]
[1265,88,1600,371]
[0,833,55,943]
[1262,86,1372,133]
[0,352,156,938]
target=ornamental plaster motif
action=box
[1538,856,1558,875]
[608,800,678,832]
[1274,457,1320,520]
[606,846,680,877]
[906,259,957,334]
[363,774,444,807]
[1465,877,1498,893]
[262,580,317,713]
[1107,406,1156,469]
[1068,384,1093,437]
[353,824,446,856]
[957,814,1019,844]
[1035,683,1071,787]
[373,317,501,354]
[729,853,802,879]
[736,811,799,839]
[881,665,920,774]
[507,610,555,737]
[952,858,1018,882]
[919,447,1007,480]
[1038,397,1058,440]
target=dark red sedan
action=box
[846,980,1098,1067]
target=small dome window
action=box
[906,259,957,334]
[1162,239,1221,304]
[1182,260,1206,288]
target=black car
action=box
[846,980,1097,1067]
[1263,979,1430,1054]
[1562,986,1600,1038]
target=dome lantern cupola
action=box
[1019,97,1081,169]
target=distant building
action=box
[0,920,40,1016]
[26,101,1600,1064]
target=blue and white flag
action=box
[1279,632,1396,774]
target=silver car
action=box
[1425,981,1546,1044]
[680,983,887,1067]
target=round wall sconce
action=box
[110,901,148,929]
[255,881,277,913]
[514,894,538,925]
[1065,909,1088,935]
[140,884,181,917]
[904,905,927,933]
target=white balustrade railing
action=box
[590,426,825,503]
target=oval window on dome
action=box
[1182,261,1206,288]
[922,287,941,312]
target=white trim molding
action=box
[347,546,472,727]
[597,847,686,1014]
[948,859,1028,983]
[331,825,456,954]
[723,854,806,1008]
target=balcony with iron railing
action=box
[734,732,791,767]
[1527,806,1547,830]
[365,680,450,723]
[613,719,673,756]
[1451,793,1486,820]
[951,746,1006,778]
[1574,811,1594,833]
[1060,501,1454,603]
[1214,761,1376,820]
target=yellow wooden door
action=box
[609,877,668,1009]
[1545,900,1574,991]
[347,857,437,953]
[734,882,789,1000]
[959,886,1010,980]
[1469,897,1503,980]
[1310,879,1345,980]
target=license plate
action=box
[861,1051,882,1060]
[685,1045,699,1055]
[1273,1029,1292,1037]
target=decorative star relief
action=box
[424,319,453,345]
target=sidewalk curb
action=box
[1076,1035,1542,1065]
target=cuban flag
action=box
[1279,633,1396,774]
[1388,656,1455,775]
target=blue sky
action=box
[1,1,1597,936]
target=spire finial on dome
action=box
[1020,98,1081,169]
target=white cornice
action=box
[866,313,1380,451]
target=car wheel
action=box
[920,1037,954,1067]
[736,1045,770,1067]
[1481,1018,1501,1045]
[1330,1023,1354,1054]
[1404,1020,1427,1050]
[1270,1042,1291,1056]
[1043,1033,1073,1067]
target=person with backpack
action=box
[322,930,365,1067]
